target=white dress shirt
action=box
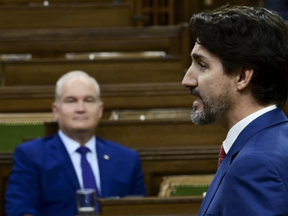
[58,130,102,195]
[223,105,277,154]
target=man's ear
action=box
[237,67,254,91]
[98,101,104,119]
[52,102,59,120]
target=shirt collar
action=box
[223,105,277,153]
[58,130,96,155]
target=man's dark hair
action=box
[190,5,288,107]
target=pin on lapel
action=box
[103,155,109,160]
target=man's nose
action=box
[76,101,85,111]
[182,67,197,87]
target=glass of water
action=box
[76,188,97,215]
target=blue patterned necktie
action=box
[76,146,99,212]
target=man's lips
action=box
[189,88,203,111]
[193,98,202,107]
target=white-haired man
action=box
[6,71,147,216]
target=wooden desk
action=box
[139,147,217,195]
[45,120,225,149]
[1,56,182,86]
[0,82,191,114]
[0,3,133,29]
[0,153,13,216]
[0,0,133,5]
[0,24,190,68]
[0,25,183,56]
[99,196,202,215]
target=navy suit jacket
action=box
[198,108,288,216]
[5,134,146,216]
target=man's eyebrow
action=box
[64,96,74,99]
[191,53,206,61]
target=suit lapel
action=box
[198,153,230,215]
[50,134,80,190]
[96,137,113,197]
[198,108,288,215]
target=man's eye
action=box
[85,98,96,103]
[199,62,206,70]
[65,99,76,103]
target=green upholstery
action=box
[170,184,209,196]
[0,123,45,151]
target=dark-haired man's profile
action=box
[183,5,288,216]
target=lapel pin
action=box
[103,155,109,160]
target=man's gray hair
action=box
[55,70,101,103]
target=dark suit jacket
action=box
[198,108,288,216]
[5,134,146,216]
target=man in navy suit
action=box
[182,5,288,216]
[5,71,146,216]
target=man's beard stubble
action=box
[190,89,230,125]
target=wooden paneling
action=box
[45,120,225,149]
[0,0,134,5]
[99,197,202,215]
[0,83,191,113]
[0,24,190,69]
[140,147,218,195]
[0,154,13,216]
[0,3,133,29]
[134,0,175,26]
[0,26,182,56]
[1,56,182,86]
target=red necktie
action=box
[218,144,226,168]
